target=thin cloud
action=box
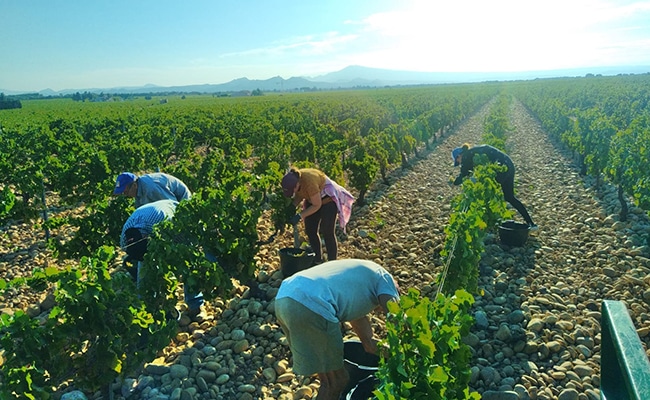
[221,32,358,59]
[602,1,650,19]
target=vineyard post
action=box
[292,223,300,247]
[40,176,50,242]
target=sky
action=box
[2,0,650,92]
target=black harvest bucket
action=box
[279,247,315,278]
[342,340,380,400]
[498,220,530,246]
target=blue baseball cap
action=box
[451,147,463,167]
[113,172,137,195]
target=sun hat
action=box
[281,171,299,197]
[113,172,137,195]
[451,147,463,167]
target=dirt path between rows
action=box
[337,98,650,400]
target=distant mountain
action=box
[315,65,650,85]
[33,88,64,97]
[3,65,649,96]
[314,65,463,84]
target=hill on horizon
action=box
[3,64,650,96]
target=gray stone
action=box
[170,388,182,400]
[136,375,156,390]
[179,389,194,400]
[145,363,171,375]
[481,390,519,400]
[216,373,230,384]
[495,324,512,341]
[195,376,209,393]
[463,332,480,347]
[513,384,531,400]
[233,339,250,353]
[475,311,489,329]
[507,309,525,324]
[121,378,137,398]
[557,388,580,400]
[61,391,88,400]
[470,366,480,384]
[500,377,516,388]
[238,384,257,393]
[573,364,594,377]
[527,318,544,332]
[202,345,217,356]
[196,369,217,383]
[479,366,498,384]
[576,344,592,357]
[247,300,264,315]
[170,364,189,380]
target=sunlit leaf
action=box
[430,365,449,382]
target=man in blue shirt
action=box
[113,172,191,208]
[121,199,204,317]
[275,259,400,400]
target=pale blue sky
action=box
[2,0,650,92]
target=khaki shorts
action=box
[275,297,343,376]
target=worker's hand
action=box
[448,177,455,186]
[288,214,302,225]
[470,177,477,183]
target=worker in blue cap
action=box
[113,172,191,208]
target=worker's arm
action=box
[349,315,378,355]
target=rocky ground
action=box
[2,99,650,400]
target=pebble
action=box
[558,388,580,400]
[294,386,313,398]
[481,390,519,400]
[475,310,490,329]
[169,364,189,380]
[216,374,230,384]
[277,372,296,383]
[60,391,87,400]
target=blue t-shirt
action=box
[120,199,178,248]
[135,173,191,208]
[276,259,399,323]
